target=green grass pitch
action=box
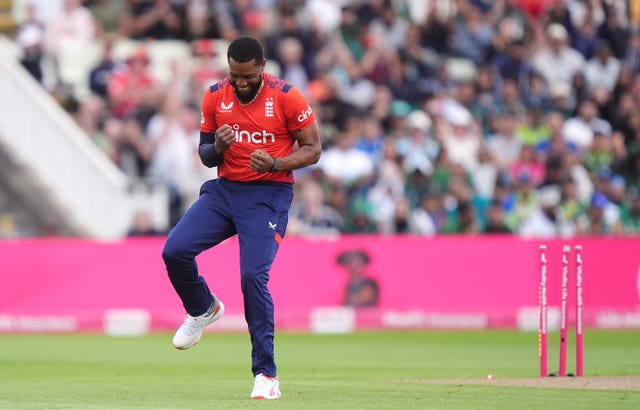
[0,330,639,409]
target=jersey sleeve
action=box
[283,86,316,133]
[200,89,218,133]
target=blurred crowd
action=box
[12,0,640,237]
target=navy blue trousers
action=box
[162,178,293,377]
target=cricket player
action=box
[162,35,321,400]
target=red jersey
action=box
[200,72,316,183]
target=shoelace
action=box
[180,316,203,336]
[254,375,274,391]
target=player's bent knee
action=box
[161,240,192,267]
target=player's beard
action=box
[233,75,263,104]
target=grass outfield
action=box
[0,330,639,409]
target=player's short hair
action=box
[227,36,264,64]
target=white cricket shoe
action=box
[172,298,224,350]
[250,373,281,400]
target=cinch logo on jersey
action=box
[233,124,275,143]
[297,106,313,122]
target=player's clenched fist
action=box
[214,124,235,153]
[250,150,275,173]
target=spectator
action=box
[486,112,523,172]
[318,130,374,187]
[264,3,318,79]
[400,23,437,80]
[536,111,578,161]
[88,36,118,99]
[584,40,621,93]
[531,23,585,90]
[452,2,494,65]
[118,117,153,178]
[106,47,157,119]
[512,171,538,227]
[390,196,412,233]
[368,154,405,234]
[623,30,640,74]
[597,4,629,60]
[620,189,640,233]
[277,37,310,93]
[75,94,114,158]
[439,102,483,173]
[188,38,226,103]
[512,143,546,185]
[396,110,437,176]
[288,180,343,237]
[494,37,533,89]
[562,99,612,151]
[582,126,616,178]
[515,104,550,146]
[546,81,574,117]
[443,200,481,234]
[367,0,410,52]
[572,17,599,60]
[494,78,528,119]
[409,190,444,235]
[337,59,376,110]
[42,0,96,60]
[146,93,204,227]
[519,184,575,238]
[586,192,624,234]
[343,195,378,234]
[355,117,386,166]
[16,11,45,84]
[558,175,589,235]
[483,199,512,234]
[305,0,343,35]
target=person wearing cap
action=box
[439,101,482,173]
[396,109,437,177]
[107,46,156,118]
[531,23,585,90]
[586,192,624,235]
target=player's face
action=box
[228,58,265,103]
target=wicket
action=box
[538,244,584,377]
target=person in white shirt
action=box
[562,99,612,151]
[519,185,576,238]
[532,23,585,89]
[584,40,621,93]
